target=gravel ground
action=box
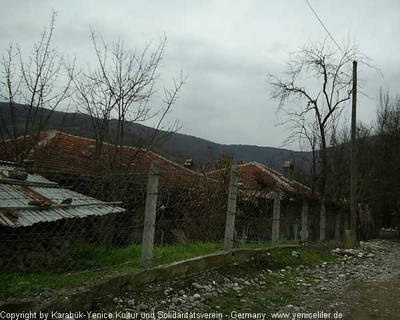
[93,240,400,319]
[279,240,400,319]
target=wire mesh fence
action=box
[0,159,346,298]
[154,170,228,245]
[235,193,274,246]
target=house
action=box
[209,161,316,241]
[0,131,208,212]
[0,131,219,244]
[0,160,125,271]
[0,130,201,188]
[238,161,313,198]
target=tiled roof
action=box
[209,162,313,198]
[0,162,125,227]
[0,131,204,188]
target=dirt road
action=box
[344,278,400,320]
[96,240,400,319]
[274,240,400,320]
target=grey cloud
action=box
[1,0,399,149]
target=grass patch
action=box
[153,242,223,265]
[0,242,225,299]
[234,240,299,249]
[235,241,272,249]
[65,244,142,271]
[0,269,111,298]
[266,247,335,268]
[0,241,331,300]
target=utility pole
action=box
[350,60,358,247]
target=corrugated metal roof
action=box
[0,204,123,227]
[0,163,125,228]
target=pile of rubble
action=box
[279,240,399,314]
[95,240,400,315]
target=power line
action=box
[304,0,345,55]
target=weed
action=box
[0,242,223,298]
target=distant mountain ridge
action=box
[0,102,311,173]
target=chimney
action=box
[23,159,35,174]
[283,161,294,180]
[184,159,194,170]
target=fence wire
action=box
[0,160,347,299]
[235,192,273,246]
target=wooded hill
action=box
[0,102,311,173]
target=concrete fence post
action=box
[224,165,239,251]
[300,200,309,242]
[141,161,160,268]
[335,211,341,240]
[320,200,326,241]
[271,182,281,247]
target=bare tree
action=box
[268,38,370,197]
[279,113,320,193]
[0,11,74,162]
[322,89,400,233]
[377,88,400,135]
[73,30,186,171]
[329,123,374,200]
[373,89,400,226]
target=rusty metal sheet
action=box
[0,164,125,227]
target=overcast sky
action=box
[1,0,399,149]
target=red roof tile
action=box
[0,131,204,188]
[209,162,313,198]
